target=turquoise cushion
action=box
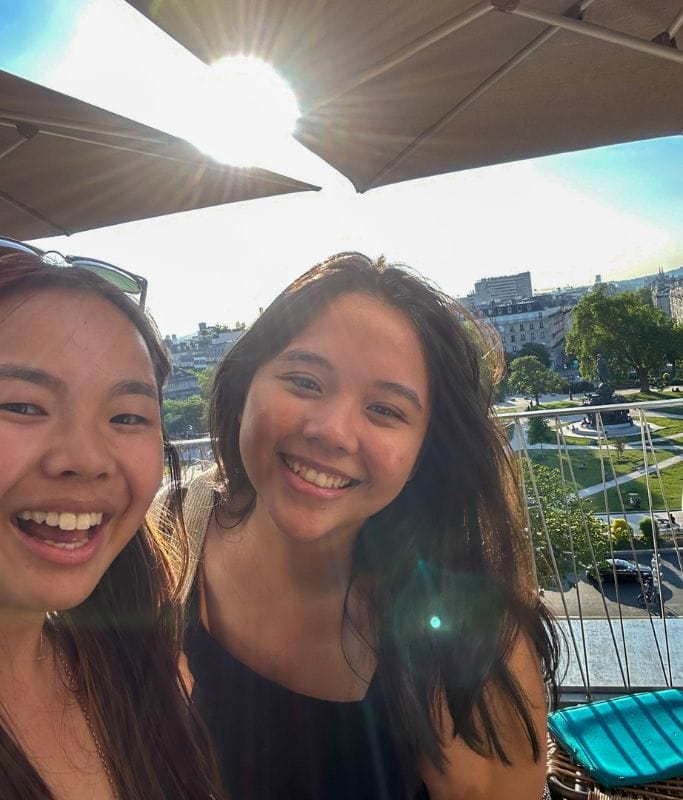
[548,689,683,788]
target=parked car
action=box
[587,558,653,583]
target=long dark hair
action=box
[210,252,559,790]
[0,253,221,800]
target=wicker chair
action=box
[547,733,683,799]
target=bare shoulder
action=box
[420,633,548,800]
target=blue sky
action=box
[1,0,681,335]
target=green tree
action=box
[566,287,676,392]
[162,395,207,438]
[610,518,633,548]
[508,356,563,405]
[638,517,659,548]
[196,366,216,402]
[523,462,609,588]
[527,416,552,444]
[514,342,551,367]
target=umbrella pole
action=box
[497,1,683,66]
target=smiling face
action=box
[0,289,163,620]
[238,292,430,547]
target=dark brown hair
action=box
[211,252,558,791]
[0,253,221,800]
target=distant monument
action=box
[582,354,631,429]
[596,353,609,385]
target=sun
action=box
[188,56,300,168]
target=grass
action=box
[558,434,597,445]
[537,400,580,410]
[514,400,683,513]
[523,437,682,512]
[600,461,683,513]
[526,448,667,489]
[626,390,683,414]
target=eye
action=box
[0,402,45,416]
[367,403,405,421]
[281,373,322,393]
[111,413,149,426]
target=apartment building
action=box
[479,299,569,368]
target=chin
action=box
[276,516,356,547]
[40,583,103,615]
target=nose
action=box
[41,417,116,481]
[301,397,360,455]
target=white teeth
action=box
[284,458,352,489]
[42,539,88,550]
[60,512,77,531]
[18,511,103,530]
[76,513,91,530]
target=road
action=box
[543,550,683,619]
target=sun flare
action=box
[188,56,300,168]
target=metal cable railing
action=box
[501,398,683,697]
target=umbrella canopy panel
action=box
[127,0,683,191]
[0,68,318,239]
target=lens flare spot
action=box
[429,615,442,630]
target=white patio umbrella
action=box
[127,0,683,191]
[0,67,318,239]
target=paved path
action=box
[578,453,683,498]
[503,398,683,496]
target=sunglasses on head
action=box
[0,235,148,308]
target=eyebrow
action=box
[276,350,424,411]
[111,380,158,400]
[0,364,157,400]
[374,380,423,412]
[276,349,333,370]
[0,364,63,391]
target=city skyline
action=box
[162,262,681,341]
[1,0,681,335]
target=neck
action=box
[0,611,53,695]
[221,504,358,600]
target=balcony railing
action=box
[499,397,683,700]
[171,397,683,699]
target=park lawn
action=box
[646,415,683,438]
[627,391,683,415]
[537,400,580,410]
[559,434,594,445]
[526,448,666,490]
[600,460,683,512]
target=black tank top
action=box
[186,619,429,800]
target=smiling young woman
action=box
[0,253,221,800]
[166,252,558,800]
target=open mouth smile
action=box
[15,510,106,550]
[282,456,359,490]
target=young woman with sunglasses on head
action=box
[0,251,221,800]
[169,253,559,800]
